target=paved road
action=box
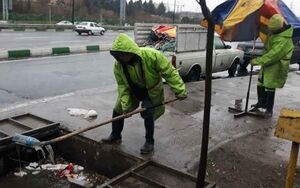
[0,52,116,107]
[0,31,133,50]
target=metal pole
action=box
[71,0,74,24]
[119,0,121,26]
[173,0,176,23]
[196,0,215,187]
[120,0,126,26]
[6,0,9,20]
[2,0,5,20]
[6,0,10,20]
[48,4,51,24]
[124,0,126,24]
[3,0,7,20]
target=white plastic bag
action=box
[67,108,98,119]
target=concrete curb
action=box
[0,44,112,60]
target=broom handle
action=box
[40,98,179,146]
[245,37,257,112]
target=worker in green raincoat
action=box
[251,14,294,117]
[102,34,187,154]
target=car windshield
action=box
[79,22,88,26]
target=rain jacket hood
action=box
[111,33,142,59]
[268,14,285,32]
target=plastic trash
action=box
[58,163,74,177]
[25,162,41,171]
[32,171,41,175]
[41,164,68,171]
[12,134,40,147]
[67,176,92,188]
[84,110,97,118]
[67,108,98,119]
[14,170,27,177]
[73,165,84,173]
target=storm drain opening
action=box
[0,130,142,188]
[0,114,216,187]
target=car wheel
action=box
[187,66,201,82]
[228,59,239,77]
[88,31,93,35]
[77,32,82,35]
[100,30,104,35]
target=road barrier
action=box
[86,45,100,52]
[0,44,112,60]
[8,49,31,58]
[52,47,71,55]
[0,24,134,32]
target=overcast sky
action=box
[149,0,300,17]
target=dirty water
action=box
[45,145,55,164]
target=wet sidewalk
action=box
[0,71,299,187]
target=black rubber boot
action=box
[140,116,155,154]
[101,110,123,144]
[265,90,275,118]
[251,86,267,109]
[101,135,122,144]
[140,142,154,154]
[144,117,155,144]
[237,68,249,76]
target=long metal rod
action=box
[39,98,179,146]
[244,39,256,112]
[196,0,214,187]
[244,64,254,112]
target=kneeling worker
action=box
[102,34,187,154]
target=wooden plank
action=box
[275,108,300,143]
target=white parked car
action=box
[134,23,244,81]
[75,22,105,36]
[56,20,73,25]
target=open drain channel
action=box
[0,114,215,188]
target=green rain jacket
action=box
[252,26,294,89]
[111,34,187,120]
